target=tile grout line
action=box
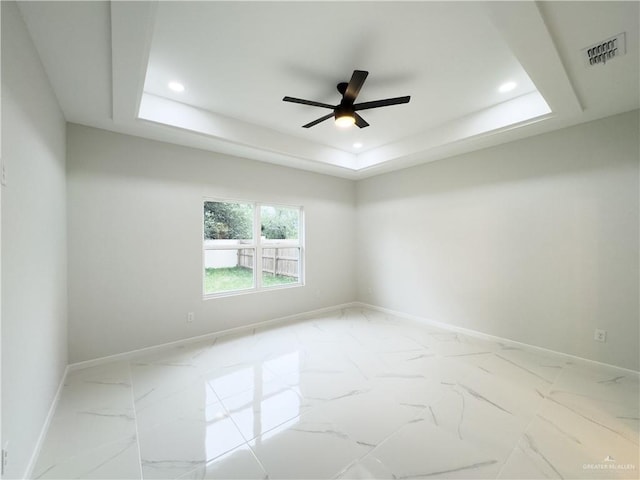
[176,359,272,479]
[493,361,569,479]
[357,302,640,375]
[127,360,145,480]
[44,307,639,480]
[333,322,448,480]
[24,364,70,480]
[67,302,361,372]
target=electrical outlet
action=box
[594,329,607,343]
[1,161,6,186]
[187,312,194,323]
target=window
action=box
[203,200,304,297]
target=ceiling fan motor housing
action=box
[335,104,354,118]
[283,70,410,129]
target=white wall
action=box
[1,2,68,478]
[356,111,639,371]
[67,113,639,370]
[67,125,356,363]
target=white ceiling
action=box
[17,1,639,179]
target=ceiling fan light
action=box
[335,112,355,128]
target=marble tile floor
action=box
[32,308,639,479]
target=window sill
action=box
[203,282,304,300]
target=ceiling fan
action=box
[283,70,410,129]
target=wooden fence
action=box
[237,248,299,278]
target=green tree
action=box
[261,206,299,240]
[204,202,253,240]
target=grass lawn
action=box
[205,266,297,294]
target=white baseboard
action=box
[68,302,360,372]
[26,300,637,478]
[69,300,639,375]
[23,364,70,480]
[29,302,357,478]
[355,301,640,375]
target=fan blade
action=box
[354,96,410,111]
[343,70,369,103]
[283,96,335,109]
[354,113,369,128]
[302,112,334,128]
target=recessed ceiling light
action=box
[168,81,185,92]
[353,142,363,149]
[498,81,517,93]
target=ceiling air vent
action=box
[582,32,626,67]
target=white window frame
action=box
[203,198,305,298]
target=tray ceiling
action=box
[17,1,639,179]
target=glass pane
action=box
[204,248,255,294]
[260,205,299,241]
[204,201,253,241]
[261,247,299,287]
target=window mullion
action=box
[203,199,303,297]
[255,203,262,290]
